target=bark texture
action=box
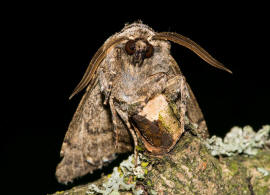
[52,130,270,195]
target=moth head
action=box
[125,38,154,66]
[69,22,232,99]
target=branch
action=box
[51,97,270,195]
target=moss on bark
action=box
[51,131,270,195]
[51,99,269,195]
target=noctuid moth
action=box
[56,21,231,184]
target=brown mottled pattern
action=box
[56,21,230,183]
[56,83,132,184]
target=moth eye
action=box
[145,44,154,58]
[125,40,136,55]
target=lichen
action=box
[158,106,180,134]
[87,154,148,195]
[205,125,270,156]
[55,191,64,194]
[53,125,270,195]
[257,167,270,177]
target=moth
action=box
[56,21,231,184]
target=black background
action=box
[2,2,269,194]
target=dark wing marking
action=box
[56,83,132,184]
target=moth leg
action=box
[114,107,138,166]
[164,75,209,138]
[145,74,189,134]
[164,75,190,133]
[186,83,209,138]
[103,82,111,105]
[109,97,120,149]
[168,57,209,138]
[99,70,113,105]
[138,72,168,103]
[179,76,189,135]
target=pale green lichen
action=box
[150,189,158,195]
[257,167,270,176]
[87,154,148,195]
[205,125,270,156]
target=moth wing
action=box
[185,82,209,138]
[56,82,132,184]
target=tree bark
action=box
[52,130,270,195]
[52,98,270,195]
